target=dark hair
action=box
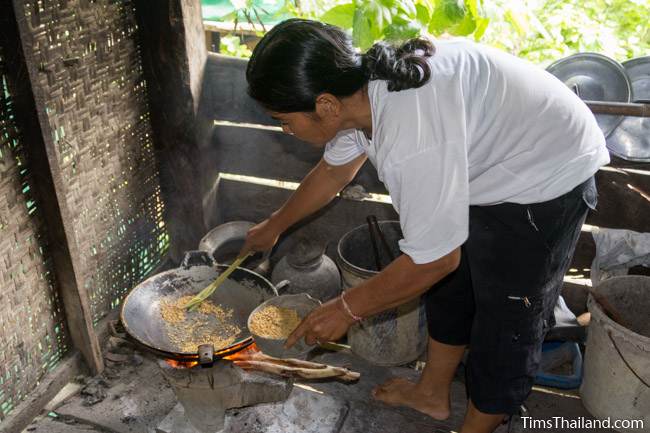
[246,19,435,113]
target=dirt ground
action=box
[21,337,615,433]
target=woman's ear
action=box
[314,93,342,120]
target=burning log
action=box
[230,350,360,382]
[164,343,360,381]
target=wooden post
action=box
[3,0,104,375]
[134,0,209,263]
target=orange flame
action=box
[223,342,260,361]
[164,359,199,369]
[164,342,260,368]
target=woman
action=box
[241,18,608,433]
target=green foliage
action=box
[220,34,253,57]
[319,2,355,28]
[221,0,269,32]
[481,0,650,65]
[317,0,489,49]
[210,0,649,64]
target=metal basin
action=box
[547,52,631,138]
[606,56,650,161]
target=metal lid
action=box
[606,56,650,161]
[547,52,631,138]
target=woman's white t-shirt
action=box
[323,39,610,264]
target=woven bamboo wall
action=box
[13,0,170,323]
[0,44,70,421]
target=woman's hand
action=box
[240,215,284,255]
[285,296,356,348]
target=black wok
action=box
[120,251,278,361]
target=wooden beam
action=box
[588,167,650,233]
[203,20,271,36]
[134,0,209,263]
[4,0,104,375]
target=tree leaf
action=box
[381,5,393,26]
[428,4,453,34]
[373,3,384,31]
[396,0,417,17]
[416,0,434,16]
[415,3,430,24]
[320,3,356,29]
[353,8,375,49]
[466,0,478,17]
[384,22,421,41]
[440,0,466,23]
[504,9,528,36]
[473,16,489,40]
[451,13,477,35]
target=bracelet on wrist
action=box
[340,292,362,322]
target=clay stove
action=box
[156,345,293,433]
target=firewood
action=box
[232,352,360,382]
[233,360,360,382]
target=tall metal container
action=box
[337,221,427,366]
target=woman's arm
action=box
[286,247,460,347]
[242,154,367,253]
[345,249,460,317]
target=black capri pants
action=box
[425,176,597,415]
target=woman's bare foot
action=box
[372,377,451,420]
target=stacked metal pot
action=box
[546,53,650,161]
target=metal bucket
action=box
[337,221,427,366]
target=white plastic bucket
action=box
[580,276,650,432]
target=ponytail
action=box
[246,19,435,113]
[362,38,435,92]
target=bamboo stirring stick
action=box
[184,252,252,311]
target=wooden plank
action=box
[587,167,650,233]
[208,178,398,264]
[6,0,103,375]
[0,352,86,433]
[203,20,271,35]
[607,154,650,171]
[208,125,388,194]
[134,0,209,263]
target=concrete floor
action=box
[22,340,613,433]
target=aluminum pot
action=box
[199,221,271,276]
